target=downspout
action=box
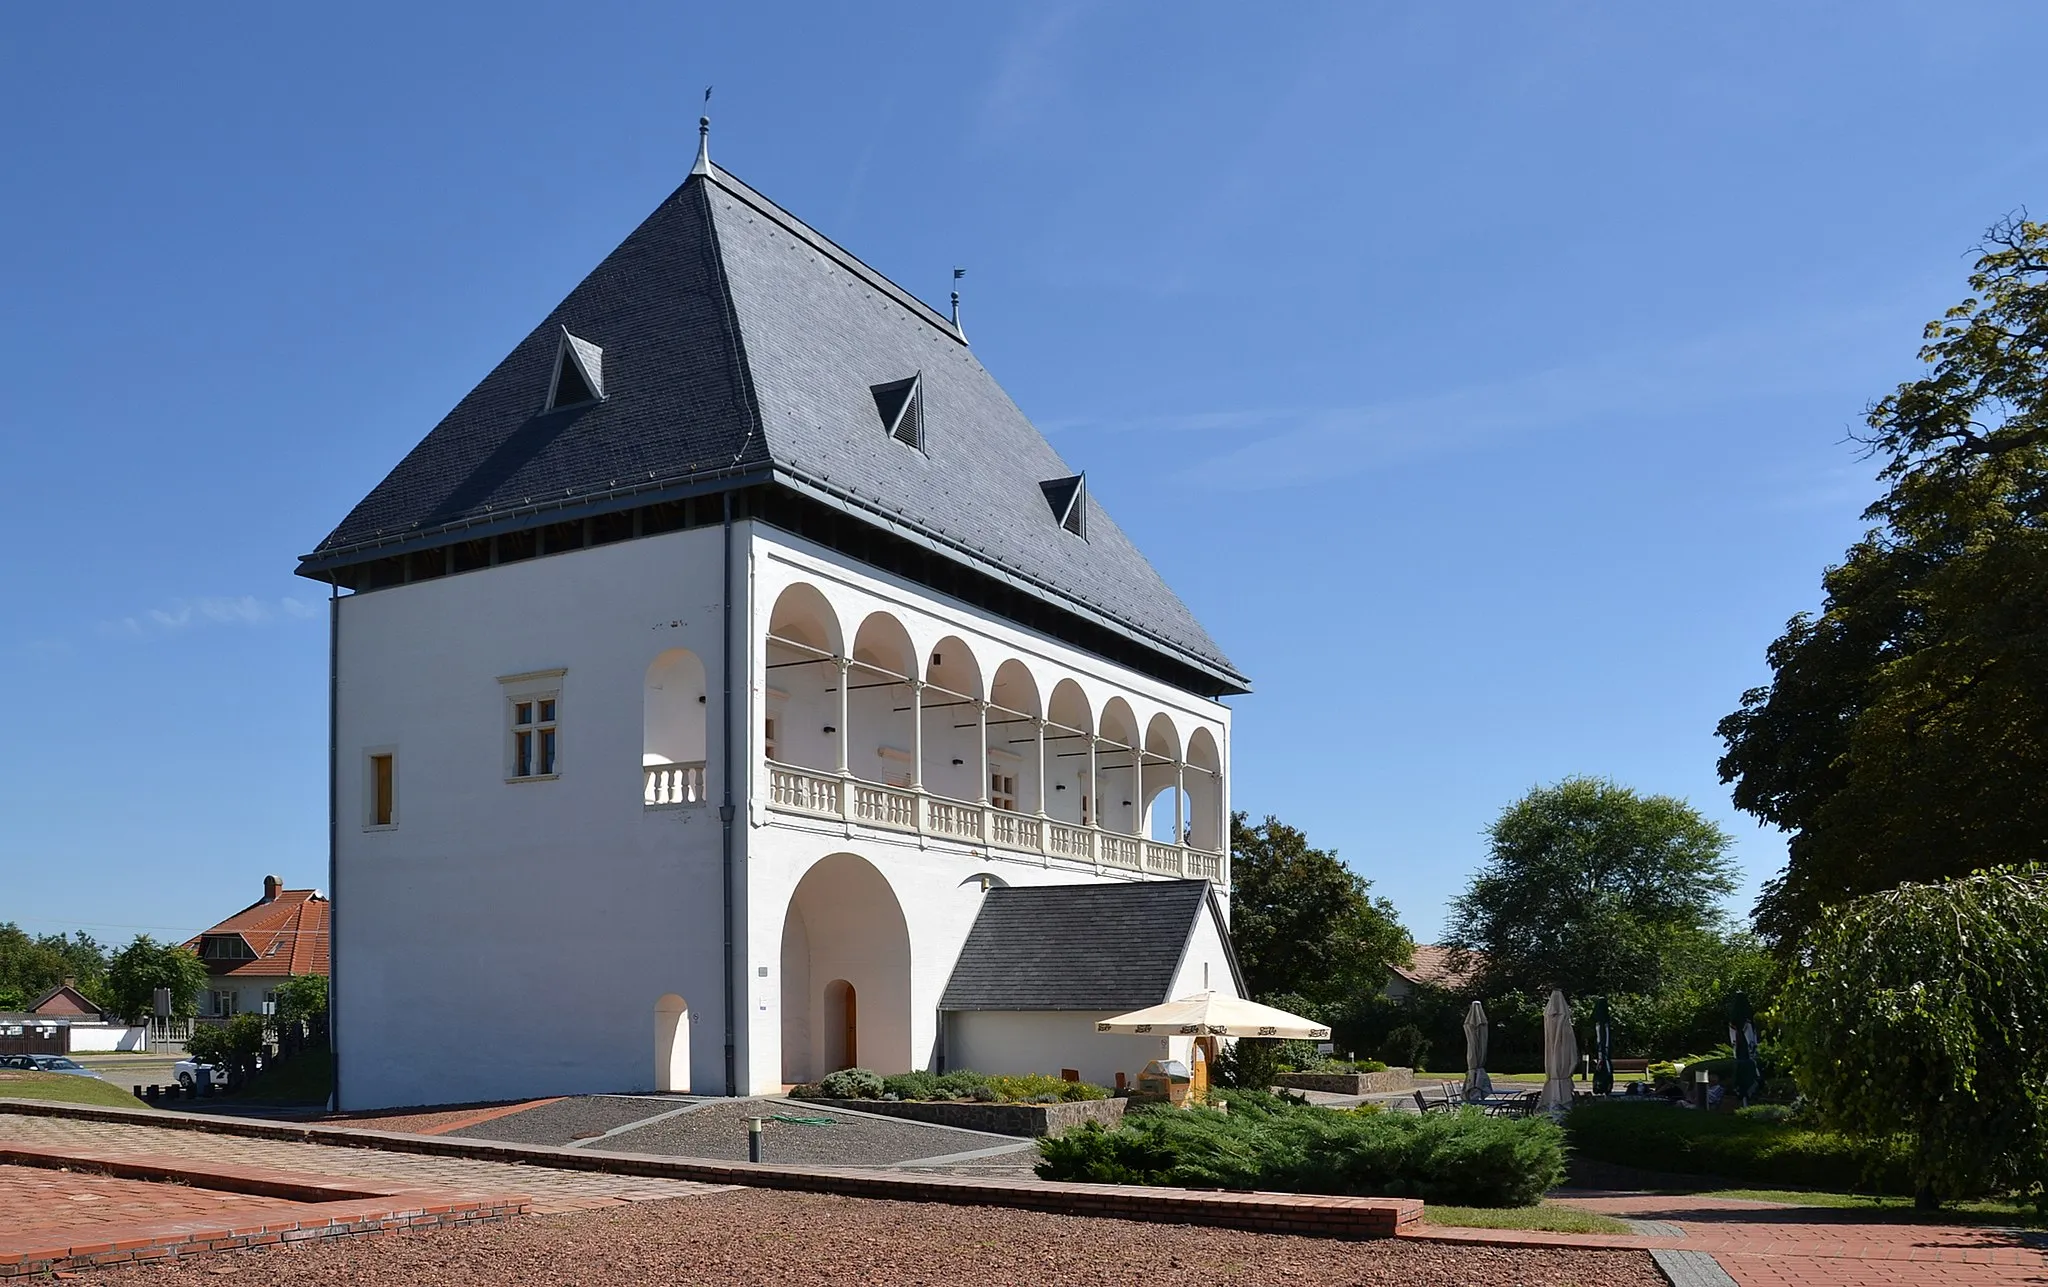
[720,492,737,1095]
[325,574,340,1112]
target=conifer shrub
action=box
[1036,1098,1564,1206]
[817,1067,884,1099]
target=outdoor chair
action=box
[1412,1087,1458,1114]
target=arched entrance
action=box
[823,979,857,1070]
[779,854,910,1082]
[654,994,690,1093]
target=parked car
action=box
[1,1054,102,1078]
[174,1058,218,1090]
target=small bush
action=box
[1379,1025,1431,1070]
[817,1067,885,1099]
[1215,1038,1285,1090]
[986,1073,1109,1102]
[1037,1100,1563,1207]
[969,1084,998,1103]
[880,1070,944,1101]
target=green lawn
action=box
[1567,1099,1911,1194]
[1698,1188,2048,1227]
[0,1071,151,1109]
[1424,1203,1634,1234]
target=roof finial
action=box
[950,266,967,342]
[692,86,713,176]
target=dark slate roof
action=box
[939,879,1240,1011]
[298,158,1244,692]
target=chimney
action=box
[263,875,282,903]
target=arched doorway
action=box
[779,853,911,1082]
[654,994,690,1093]
[823,979,857,1071]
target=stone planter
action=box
[1272,1067,1415,1096]
[797,1096,1126,1137]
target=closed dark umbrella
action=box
[1728,992,1761,1104]
[1592,997,1614,1095]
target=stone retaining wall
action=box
[1273,1068,1414,1096]
[798,1096,1125,1137]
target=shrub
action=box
[986,1073,1109,1102]
[1566,1099,1911,1193]
[1037,1100,1563,1207]
[1214,1038,1285,1090]
[817,1067,884,1099]
[1379,1025,1431,1070]
[880,1070,945,1101]
[184,1024,231,1066]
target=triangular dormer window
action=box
[1040,474,1087,539]
[547,328,604,410]
[871,374,924,450]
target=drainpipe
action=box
[325,574,340,1112]
[719,492,738,1096]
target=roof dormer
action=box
[547,328,605,410]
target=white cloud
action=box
[104,596,321,637]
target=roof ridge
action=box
[700,163,965,344]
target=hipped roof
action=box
[297,159,1244,694]
[185,889,330,979]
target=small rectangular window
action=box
[511,693,559,778]
[367,751,396,827]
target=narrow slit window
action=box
[367,752,395,827]
[870,374,924,449]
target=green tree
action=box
[1719,215,2048,947]
[103,935,210,1023]
[1228,812,1412,1015]
[0,923,109,1010]
[274,973,327,1027]
[1783,866,2048,1208]
[1447,777,1737,999]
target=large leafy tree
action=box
[1720,215,2048,947]
[1447,777,1737,999]
[0,923,109,1011]
[1784,866,2048,1207]
[103,935,211,1023]
[1228,812,1412,1014]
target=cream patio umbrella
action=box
[1538,989,1577,1114]
[1094,992,1330,1038]
[1462,1001,1493,1101]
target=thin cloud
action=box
[104,596,322,637]
[975,2,1088,143]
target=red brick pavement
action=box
[0,1143,530,1278]
[1412,1192,2048,1286]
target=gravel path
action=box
[449,1094,700,1146]
[600,1097,1018,1167]
[84,1187,1665,1285]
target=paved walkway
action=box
[1416,1191,2048,1286]
[0,1111,728,1215]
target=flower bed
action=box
[1274,1067,1414,1096]
[799,1096,1126,1138]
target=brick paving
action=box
[0,1111,728,1215]
[1,1164,279,1242]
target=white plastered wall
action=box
[332,525,730,1110]
[738,526,1235,1095]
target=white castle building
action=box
[298,124,1251,1109]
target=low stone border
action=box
[0,1099,1421,1240]
[1275,1068,1414,1096]
[0,1141,529,1278]
[794,1096,1125,1137]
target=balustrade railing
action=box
[769,765,841,818]
[758,761,1226,885]
[644,761,709,807]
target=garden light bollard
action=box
[747,1116,764,1163]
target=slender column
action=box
[1132,752,1142,836]
[909,680,925,791]
[976,701,990,804]
[1175,761,1185,845]
[834,657,850,775]
[1086,734,1098,829]
[1033,719,1048,816]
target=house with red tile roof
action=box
[183,876,329,1018]
[1384,945,1485,1000]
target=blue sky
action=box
[3,3,2042,947]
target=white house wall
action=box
[945,1011,1183,1090]
[333,525,731,1111]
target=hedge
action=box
[1566,1099,1911,1193]
[1036,1092,1564,1207]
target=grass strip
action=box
[1423,1203,1634,1234]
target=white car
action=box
[174,1058,218,1089]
